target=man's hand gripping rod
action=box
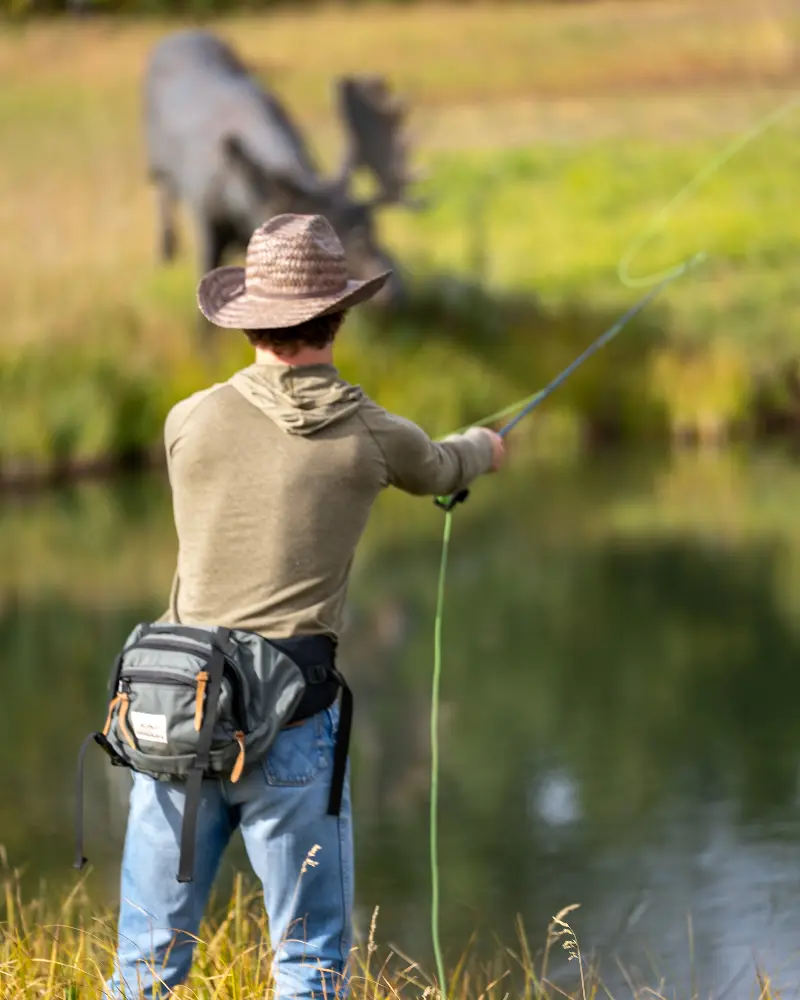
[433,259,702,513]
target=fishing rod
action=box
[425,256,704,998]
[433,253,705,514]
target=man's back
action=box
[164,360,493,640]
[164,361,382,639]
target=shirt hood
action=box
[229,361,365,436]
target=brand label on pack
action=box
[130,711,168,745]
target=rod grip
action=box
[433,489,470,512]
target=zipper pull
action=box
[117,692,136,750]
[101,694,122,737]
[194,671,209,731]
[230,732,246,783]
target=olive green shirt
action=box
[162,359,493,640]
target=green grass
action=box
[3,2,800,482]
[398,131,800,354]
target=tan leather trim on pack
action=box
[102,694,121,737]
[230,732,246,784]
[194,671,209,731]
[118,693,136,750]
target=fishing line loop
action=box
[617,92,800,288]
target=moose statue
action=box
[143,29,420,332]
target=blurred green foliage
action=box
[3,9,800,483]
[0,276,675,487]
[2,0,558,15]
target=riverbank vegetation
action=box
[3,1,800,485]
[0,870,782,999]
[0,874,556,997]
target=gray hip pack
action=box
[73,622,351,883]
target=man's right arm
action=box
[359,402,504,498]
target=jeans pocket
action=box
[263,712,326,787]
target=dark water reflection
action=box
[4,449,800,997]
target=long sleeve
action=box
[358,401,494,497]
[160,389,220,623]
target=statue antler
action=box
[332,75,425,208]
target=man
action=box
[108,214,505,999]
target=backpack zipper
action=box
[121,669,198,686]
[120,671,246,738]
[124,644,249,730]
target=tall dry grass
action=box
[0,862,782,999]
[0,855,575,1000]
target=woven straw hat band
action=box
[244,215,349,299]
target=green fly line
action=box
[429,508,453,994]
[428,399,543,996]
[425,87,800,1000]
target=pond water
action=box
[5,446,800,998]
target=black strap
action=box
[72,732,96,871]
[106,651,125,703]
[73,730,128,871]
[326,669,352,817]
[271,635,338,724]
[177,630,229,883]
[265,634,350,814]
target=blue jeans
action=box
[105,703,353,999]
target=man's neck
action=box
[255,345,334,367]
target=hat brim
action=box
[197,265,392,330]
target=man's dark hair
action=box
[244,311,347,354]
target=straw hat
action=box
[197,214,392,330]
